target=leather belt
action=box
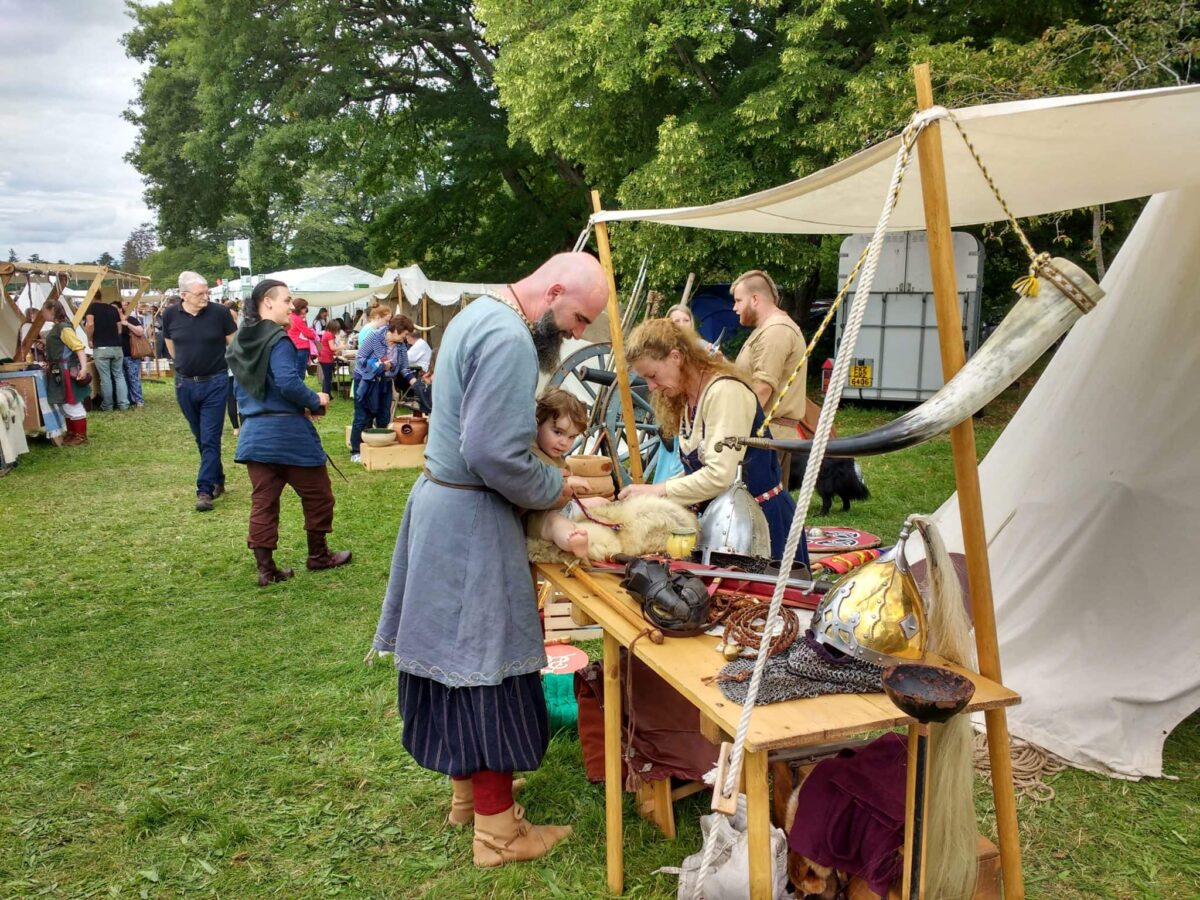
[422,467,496,494]
[754,483,784,504]
[175,372,226,383]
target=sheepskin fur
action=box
[526,494,698,562]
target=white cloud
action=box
[0,0,156,263]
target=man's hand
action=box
[618,482,667,501]
[317,392,331,407]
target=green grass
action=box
[1,378,1196,898]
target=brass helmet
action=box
[811,516,927,666]
[696,463,771,564]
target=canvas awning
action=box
[382,264,505,307]
[592,84,1200,234]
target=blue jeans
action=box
[296,347,309,378]
[176,373,228,496]
[94,346,129,410]
[123,356,144,406]
[350,378,392,453]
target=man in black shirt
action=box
[86,291,129,411]
[163,272,237,511]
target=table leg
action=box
[745,749,772,900]
[603,632,624,894]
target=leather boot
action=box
[449,777,525,828]
[253,547,295,587]
[472,804,571,867]
[306,531,352,570]
[449,779,474,827]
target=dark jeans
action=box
[246,461,335,548]
[122,356,144,406]
[319,361,335,396]
[295,347,309,378]
[399,374,433,414]
[175,373,228,496]
[350,378,392,453]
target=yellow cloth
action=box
[664,377,753,507]
[60,327,84,353]
[735,316,807,438]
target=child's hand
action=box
[566,475,591,494]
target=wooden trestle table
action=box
[534,562,1020,899]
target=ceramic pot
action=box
[393,414,428,445]
[362,428,397,448]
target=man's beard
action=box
[531,311,567,373]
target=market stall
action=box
[554,70,1200,900]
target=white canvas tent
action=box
[594,83,1200,778]
[382,264,505,308]
[223,265,394,309]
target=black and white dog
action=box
[788,453,870,516]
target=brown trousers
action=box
[246,461,335,549]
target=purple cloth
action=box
[788,731,907,896]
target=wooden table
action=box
[534,562,1020,899]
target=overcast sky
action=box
[0,0,155,265]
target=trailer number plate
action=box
[849,360,873,388]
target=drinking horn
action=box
[718,257,1104,458]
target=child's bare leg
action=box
[542,510,590,560]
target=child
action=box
[529,389,593,560]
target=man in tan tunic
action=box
[731,269,812,439]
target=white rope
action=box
[693,114,931,898]
[573,223,593,253]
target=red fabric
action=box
[288,313,316,350]
[317,331,337,363]
[471,769,514,815]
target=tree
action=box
[97,252,117,269]
[123,0,588,281]
[6,249,15,263]
[477,0,1195,313]
[120,223,158,275]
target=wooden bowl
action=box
[881,664,975,724]
[362,428,397,448]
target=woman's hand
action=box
[618,482,666,501]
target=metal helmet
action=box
[811,516,927,666]
[696,464,771,564]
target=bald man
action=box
[372,252,607,867]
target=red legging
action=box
[452,770,513,815]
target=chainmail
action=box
[716,631,883,704]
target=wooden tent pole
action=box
[590,190,644,483]
[72,269,108,327]
[912,62,1025,898]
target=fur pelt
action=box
[790,453,870,516]
[525,494,698,562]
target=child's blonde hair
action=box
[536,388,588,434]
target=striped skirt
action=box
[397,671,550,777]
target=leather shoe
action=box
[212,484,225,499]
[195,493,214,512]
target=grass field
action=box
[1,378,1196,898]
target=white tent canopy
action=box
[224,265,393,310]
[592,83,1200,778]
[382,264,505,307]
[592,84,1200,233]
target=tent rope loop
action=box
[693,110,933,898]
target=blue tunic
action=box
[233,338,326,467]
[372,297,564,687]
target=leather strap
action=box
[754,483,784,504]
[422,467,497,494]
